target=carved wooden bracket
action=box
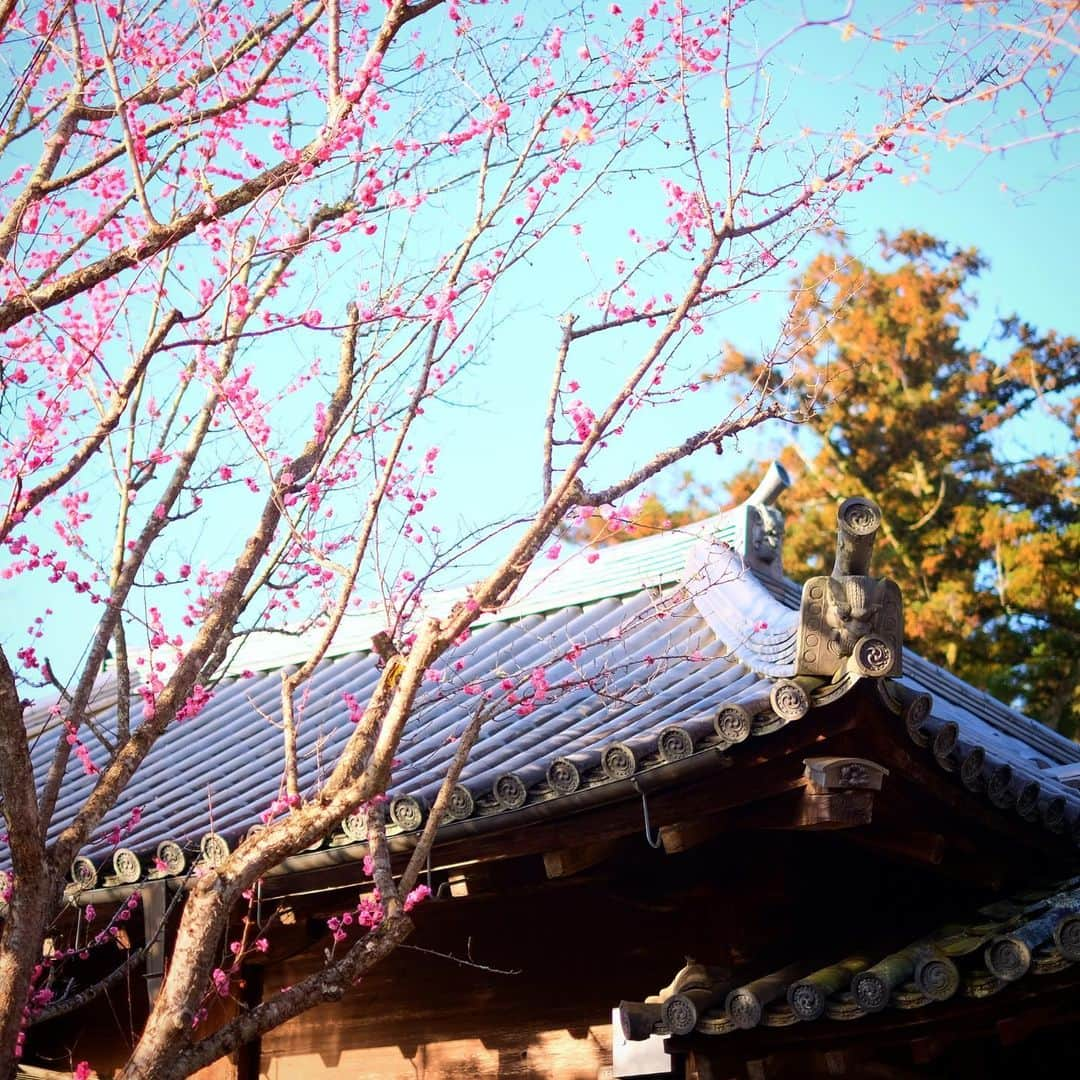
[795,497,903,678]
[804,756,889,793]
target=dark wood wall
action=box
[255,828,980,1079]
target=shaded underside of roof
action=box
[17,517,1080,892]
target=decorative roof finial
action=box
[832,496,882,577]
[736,460,790,578]
[795,496,903,679]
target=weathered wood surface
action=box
[542,839,625,880]
[255,827,896,1076]
[259,1029,612,1079]
[659,818,727,855]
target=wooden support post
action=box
[140,879,167,1009]
[236,964,264,1080]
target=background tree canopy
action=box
[579,231,1080,736]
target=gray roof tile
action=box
[14,505,1080,890]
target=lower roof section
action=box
[620,876,1080,1045]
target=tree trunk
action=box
[120,872,236,1079]
[0,871,54,1079]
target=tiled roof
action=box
[619,876,1080,1039]
[40,561,793,888]
[17,484,1080,893]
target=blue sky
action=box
[423,126,1077,526]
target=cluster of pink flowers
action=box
[176,684,213,723]
[65,723,100,777]
[564,398,597,443]
[326,880,432,949]
[260,792,302,825]
[659,178,710,248]
[104,806,143,847]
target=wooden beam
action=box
[724,786,875,831]
[543,839,622,879]
[797,791,875,829]
[845,827,946,867]
[659,818,726,855]
[655,787,877,850]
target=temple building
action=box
[18,464,1080,1079]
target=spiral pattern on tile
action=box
[547,757,581,795]
[915,956,959,1001]
[787,981,826,1022]
[851,971,889,1013]
[985,937,1030,982]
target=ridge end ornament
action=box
[739,460,790,578]
[796,497,902,679]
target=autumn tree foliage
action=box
[721,231,1080,734]
[0,1,1074,1077]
